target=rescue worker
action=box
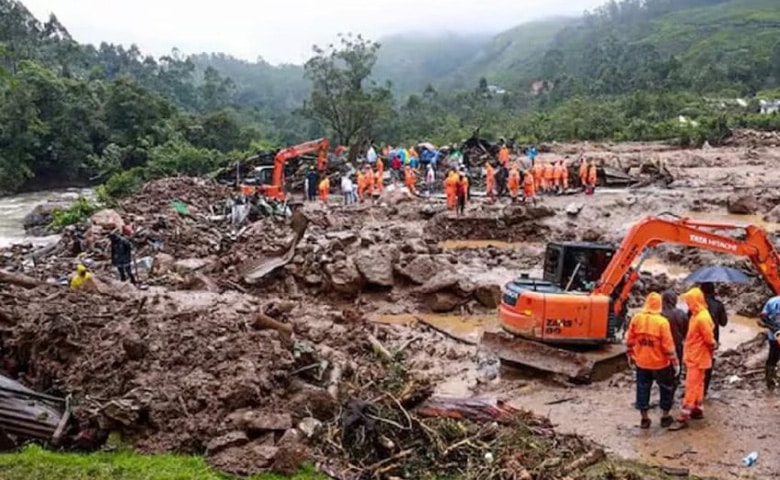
[341,174,354,205]
[375,157,385,193]
[552,161,563,194]
[662,290,689,369]
[485,162,496,201]
[528,145,537,166]
[759,295,780,390]
[365,166,375,199]
[578,157,588,191]
[461,168,470,201]
[108,227,136,284]
[404,165,417,195]
[507,166,521,203]
[444,170,458,210]
[317,147,328,172]
[305,167,319,202]
[542,160,554,193]
[425,164,435,197]
[498,144,510,167]
[626,292,679,429]
[671,287,717,429]
[586,160,598,195]
[561,160,570,191]
[69,264,94,290]
[532,160,543,192]
[523,169,536,205]
[496,164,509,198]
[356,169,366,201]
[318,175,330,203]
[456,174,467,216]
[700,282,728,396]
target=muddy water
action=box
[439,239,525,250]
[640,257,691,279]
[0,189,93,248]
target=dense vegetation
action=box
[0,0,779,197]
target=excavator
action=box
[240,138,329,200]
[482,214,780,383]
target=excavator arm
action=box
[593,216,780,316]
[271,138,329,198]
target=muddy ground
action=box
[2,132,780,479]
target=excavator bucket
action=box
[479,331,628,384]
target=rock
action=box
[91,209,125,231]
[426,292,464,312]
[207,441,279,476]
[303,274,323,286]
[23,202,69,233]
[173,257,214,274]
[415,272,459,294]
[244,412,293,432]
[272,442,309,475]
[401,238,430,254]
[206,431,250,456]
[298,417,323,438]
[324,259,365,295]
[122,334,147,361]
[152,253,175,275]
[565,202,584,217]
[727,194,758,215]
[474,284,501,308]
[354,245,398,287]
[324,231,358,244]
[581,229,603,242]
[395,255,452,285]
[764,205,780,223]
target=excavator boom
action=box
[241,138,329,200]
[486,214,780,383]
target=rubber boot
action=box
[766,366,777,390]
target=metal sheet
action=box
[0,375,64,442]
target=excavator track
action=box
[479,331,627,384]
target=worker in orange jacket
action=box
[444,170,458,209]
[507,166,521,203]
[552,161,563,193]
[498,145,510,167]
[485,162,495,201]
[532,161,544,192]
[365,167,375,198]
[626,292,680,429]
[318,176,330,203]
[523,169,536,204]
[672,287,716,429]
[375,157,384,193]
[561,161,569,191]
[356,170,366,201]
[542,160,554,193]
[578,157,588,190]
[586,161,598,195]
[404,165,417,195]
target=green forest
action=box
[0,0,779,197]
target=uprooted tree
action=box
[302,33,392,147]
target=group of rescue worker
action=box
[69,225,138,290]
[628,284,780,430]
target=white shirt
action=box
[367,147,377,164]
[341,177,353,193]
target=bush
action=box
[49,197,99,229]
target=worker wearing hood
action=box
[626,292,679,429]
[662,290,689,366]
[672,287,716,428]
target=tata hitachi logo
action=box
[689,234,737,252]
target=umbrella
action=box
[417,142,437,151]
[684,265,750,284]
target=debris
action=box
[727,194,759,214]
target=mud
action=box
[2,135,780,478]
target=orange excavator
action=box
[482,215,780,382]
[240,138,329,200]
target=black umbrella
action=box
[684,265,750,284]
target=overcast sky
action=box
[22,0,605,65]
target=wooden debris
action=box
[252,312,293,335]
[562,448,606,474]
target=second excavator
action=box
[240,138,329,200]
[482,214,780,382]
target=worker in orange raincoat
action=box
[586,161,598,195]
[317,148,328,172]
[375,157,384,193]
[507,166,521,203]
[561,161,569,191]
[552,161,563,193]
[444,170,458,209]
[318,176,330,203]
[485,162,496,201]
[626,292,680,429]
[532,160,544,192]
[404,165,417,195]
[671,287,716,429]
[543,160,554,193]
[365,167,375,198]
[523,169,536,204]
[579,157,588,190]
[356,169,366,201]
[498,145,510,167]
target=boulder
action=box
[415,272,459,294]
[354,245,398,287]
[474,283,501,309]
[207,441,279,476]
[324,259,365,295]
[91,209,125,231]
[152,253,176,275]
[173,257,215,274]
[205,431,250,456]
[394,255,452,285]
[23,202,69,233]
[565,202,584,217]
[764,205,780,223]
[727,194,758,215]
[426,292,464,312]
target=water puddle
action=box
[372,312,499,344]
[721,314,762,351]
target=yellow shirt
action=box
[69,272,93,289]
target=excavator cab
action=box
[542,242,616,292]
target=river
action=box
[0,189,93,249]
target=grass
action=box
[0,445,326,480]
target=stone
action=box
[394,255,452,285]
[173,257,214,274]
[426,292,464,312]
[298,417,322,438]
[205,431,250,456]
[324,259,365,295]
[354,245,398,287]
[91,209,125,231]
[474,284,501,309]
[565,202,584,216]
[726,194,758,215]
[764,204,780,223]
[244,412,293,432]
[23,202,70,234]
